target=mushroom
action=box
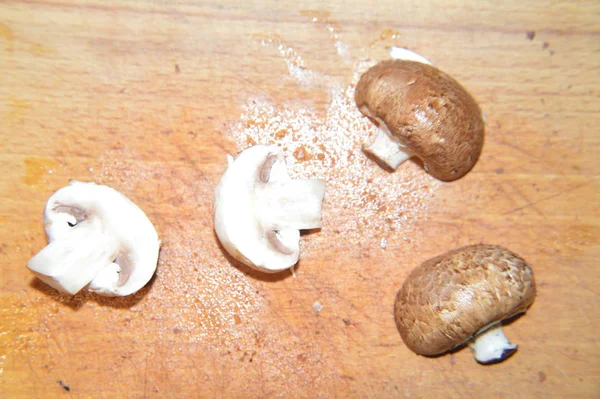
[388,47,433,65]
[27,181,160,296]
[354,57,484,181]
[394,244,536,364]
[213,145,326,273]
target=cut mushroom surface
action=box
[389,47,432,65]
[27,181,160,296]
[213,145,326,273]
[355,59,485,181]
[394,244,536,364]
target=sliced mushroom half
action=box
[213,145,326,273]
[27,181,160,296]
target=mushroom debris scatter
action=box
[380,238,388,249]
[233,86,440,251]
[233,34,441,253]
[299,10,353,63]
[252,33,345,91]
[312,301,324,313]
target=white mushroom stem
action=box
[257,179,325,254]
[27,227,121,295]
[363,123,412,170]
[468,325,518,364]
[257,179,326,231]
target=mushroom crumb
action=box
[355,58,484,181]
[394,244,536,364]
[312,301,323,313]
[213,145,326,273]
[27,181,160,296]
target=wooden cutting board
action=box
[1,1,598,397]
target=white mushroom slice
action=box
[213,145,326,273]
[27,181,160,296]
[389,47,433,65]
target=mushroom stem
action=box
[363,126,412,170]
[27,229,121,295]
[257,179,326,231]
[468,325,518,364]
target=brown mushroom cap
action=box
[394,244,536,356]
[355,60,485,181]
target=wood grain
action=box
[1,0,598,398]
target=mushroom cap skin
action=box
[27,181,160,296]
[355,60,485,181]
[394,244,536,357]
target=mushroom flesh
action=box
[389,47,433,65]
[213,145,326,273]
[27,181,160,296]
[394,244,536,364]
[355,55,484,181]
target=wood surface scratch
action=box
[503,181,592,216]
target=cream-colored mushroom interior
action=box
[256,153,325,255]
[53,204,88,227]
[114,252,132,286]
[363,116,413,170]
[53,204,129,287]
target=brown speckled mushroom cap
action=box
[394,244,536,356]
[355,60,485,181]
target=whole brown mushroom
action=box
[394,244,536,364]
[355,59,485,181]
